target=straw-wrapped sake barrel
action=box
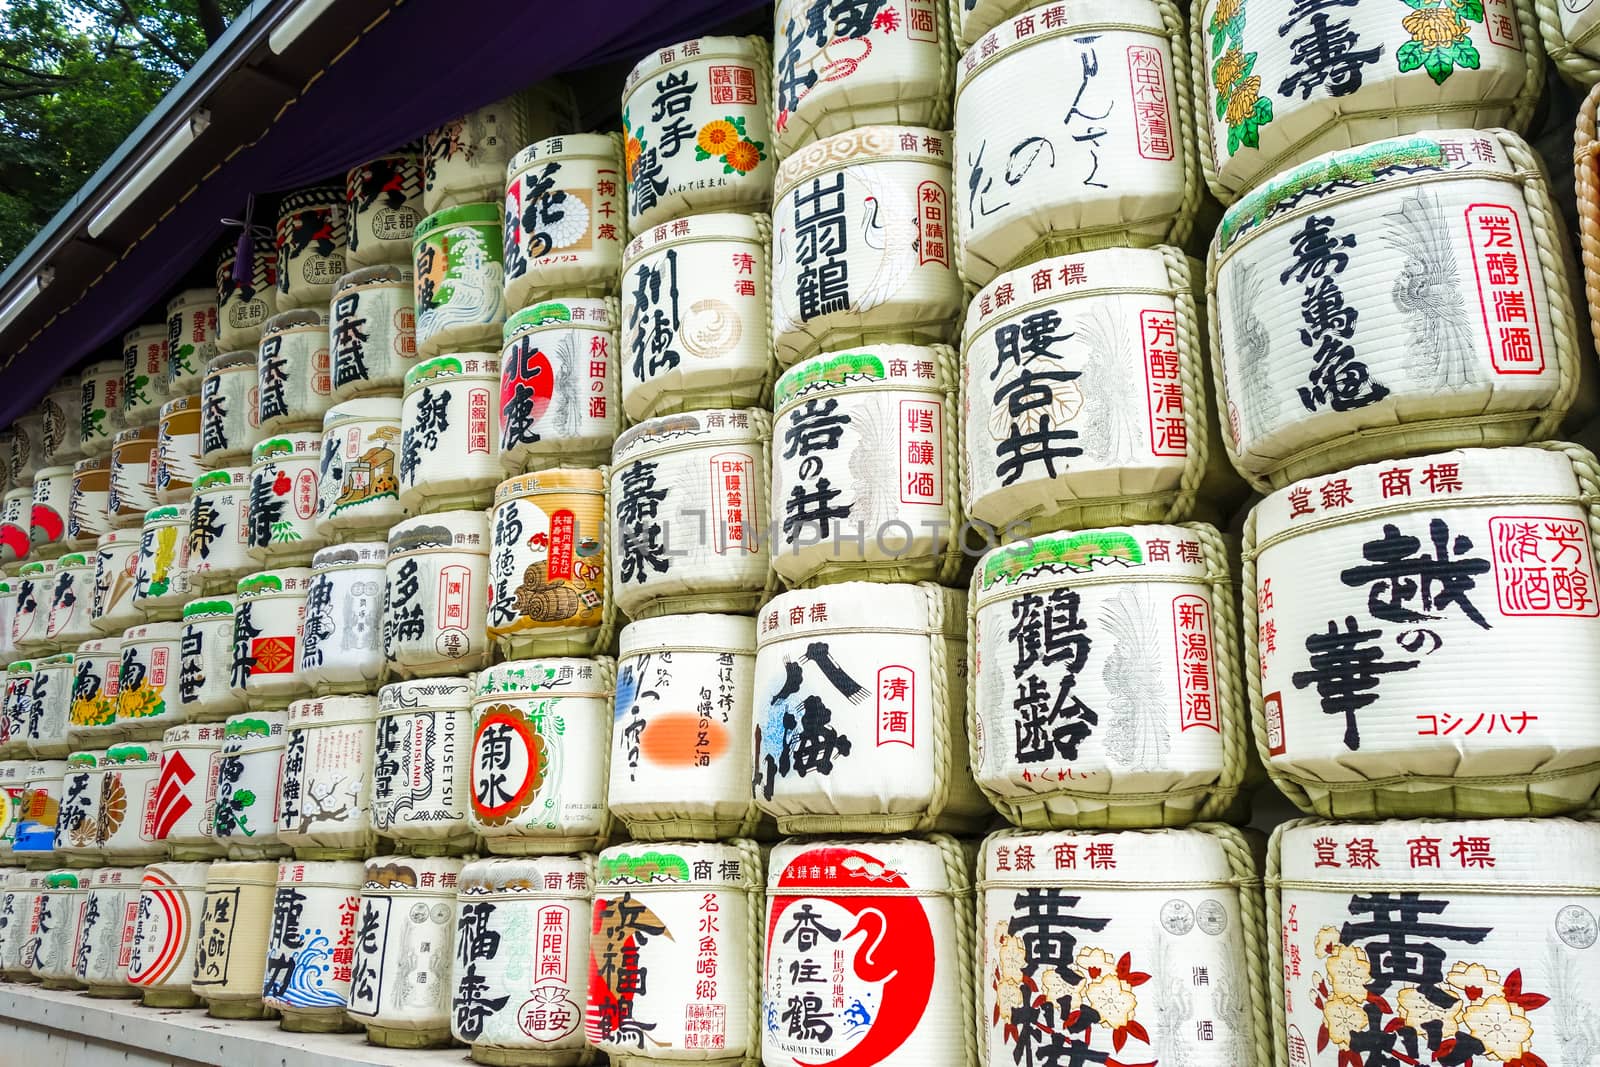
[611,614,761,839]
[30,868,85,987]
[156,722,224,859]
[275,184,347,309]
[127,859,208,1006]
[14,759,65,857]
[246,435,326,564]
[54,750,101,861]
[277,696,377,859]
[330,265,416,401]
[156,394,202,504]
[470,659,612,855]
[28,651,74,756]
[213,710,288,859]
[79,358,127,458]
[345,147,424,269]
[981,825,1268,1067]
[2,662,33,753]
[372,677,475,855]
[451,855,594,1064]
[346,855,462,1048]
[178,596,244,721]
[108,426,159,529]
[187,468,253,594]
[587,840,762,1064]
[611,409,770,618]
[28,465,72,559]
[398,353,504,512]
[771,125,962,365]
[68,637,120,750]
[193,859,278,1018]
[1211,129,1585,491]
[256,308,332,436]
[1,870,46,978]
[75,863,143,996]
[953,0,1197,286]
[299,542,385,693]
[0,761,23,861]
[424,85,579,214]
[133,505,192,618]
[46,552,97,648]
[314,397,403,538]
[97,743,163,863]
[1247,444,1600,817]
[384,511,493,678]
[122,324,171,429]
[41,376,83,468]
[620,212,775,421]
[10,410,42,486]
[166,288,217,397]
[1271,816,1600,1067]
[764,835,975,1067]
[0,488,28,564]
[498,298,620,471]
[504,134,626,307]
[200,351,259,465]
[753,582,990,833]
[260,858,364,1031]
[115,623,182,740]
[970,523,1250,828]
[487,471,608,657]
[68,457,112,553]
[91,529,141,637]
[216,242,278,353]
[232,568,311,706]
[414,203,506,359]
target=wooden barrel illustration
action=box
[156,394,202,505]
[275,184,348,309]
[216,243,278,354]
[115,623,181,742]
[79,358,128,459]
[156,722,224,859]
[1247,443,1600,817]
[330,264,417,402]
[199,351,259,466]
[122,324,172,430]
[75,863,144,996]
[504,133,627,308]
[46,553,97,648]
[28,464,72,560]
[587,840,762,1061]
[127,859,209,1007]
[0,870,48,978]
[499,298,621,471]
[954,0,1197,286]
[620,211,775,422]
[347,855,463,1047]
[488,470,609,658]
[424,85,579,215]
[277,695,377,859]
[41,375,84,468]
[470,658,612,855]
[28,651,74,757]
[0,662,30,757]
[134,505,192,619]
[611,409,771,618]
[166,288,218,397]
[752,581,990,833]
[12,564,53,656]
[13,759,65,858]
[0,488,29,564]
[981,825,1268,1067]
[68,456,112,553]
[91,529,141,637]
[451,854,594,1062]
[372,677,476,855]
[316,397,403,539]
[108,426,159,531]
[764,835,974,1067]
[178,596,244,722]
[415,202,507,359]
[30,869,86,988]
[186,468,252,596]
[621,36,775,233]
[213,710,288,861]
[398,353,505,513]
[1271,816,1600,1067]
[345,146,425,269]
[611,613,761,839]
[257,308,333,437]
[192,859,278,1017]
[54,750,101,863]
[10,410,41,486]
[299,542,386,694]
[67,637,121,751]
[384,510,493,678]
[771,125,962,365]
[97,743,163,863]
[232,568,312,707]
[1210,129,1585,491]
[260,857,364,1031]
[246,435,326,566]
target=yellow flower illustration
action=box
[1462,996,1533,1062]
[1225,76,1262,127]
[1326,944,1373,998]
[625,136,642,182]
[696,119,739,158]
[1075,946,1118,981]
[1213,48,1246,91]
[118,682,161,721]
[1398,985,1463,1032]
[724,139,763,174]
[1080,974,1138,1030]
[1210,0,1243,28]
[1314,926,1342,958]
[1446,961,1503,1003]
[1403,7,1470,49]
[1323,993,1367,1048]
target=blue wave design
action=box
[282,932,346,1008]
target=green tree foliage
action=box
[0,0,246,270]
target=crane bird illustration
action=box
[1385,189,1476,389]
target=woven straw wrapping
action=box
[423,83,580,216]
[1539,0,1600,83]
[1575,83,1600,358]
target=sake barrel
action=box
[765,835,975,1067]
[611,614,761,839]
[398,353,504,512]
[54,750,101,862]
[0,487,30,564]
[771,0,954,157]
[1272,816,1600,1067]
[261,858,364,1031]
[45,552,97,648]
[962,247,1229,536]
[330,265,417,402]
[347,855,462,1047]
[1201,1,1539,202]
[621,36,775,232]
[0,435,13,496]
[91,529,142,636]
[315,396,404,538]
[0,577,15,670]
[10,411,43,488]
[75,863,143,995]
[233,568,311,706]
[246,434,326,565]
[28,464,71,559]
[166,288,218,397]
[127,859,208,1006]
[116,623,182,740]
[278,696,377,859]
[30,869,85,987]
[771,126,962,364]
[1,870,46,978]
[498,298,620,470]
[587,840,762,1062]
[384,510,493,678]
[12,561,53,656]
[954,1,1196,285]
[345,147,425,269]
[156,722,224,858]
[372,677,475,855]
[452,854,594,1063]
[424,87,579,214]
[470,659,612,854]
[0,761,23,862]
[178,596,245,721]
[68,456,112,553]
[134,505,192,618]
[200,351,260,465]
[97,743,163,863]
[414,203,507,359]
[981,825,1267,1067]
[620,212,775,421]
[970,524,1249,828]
[772,345,959,586]
[611,409,770,617]
[14,759,65,858]
[41,376,84,467]
[1211,129,1582,491]
[187,468,253,594]
[275,184,348,309]
[216,242,279,352]
[300,542,386,694]
[504,133,626,308]
[78,358,127,458]
[257,308,333,435]
[487,470,608,657]
[122,324,171,429]
[68,637,121,751]
[108,425,159,529]
[1247,444,1600,817]
[1,662,33,755]
[156,394,202,504]
[213,710,288,859]
[193,859,278,1018]
[28,651,74,756]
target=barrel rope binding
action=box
[1575,85,1600,359]
[1536,0,1600,83]
[923,582,955,832]
[1166,245,1210,524]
